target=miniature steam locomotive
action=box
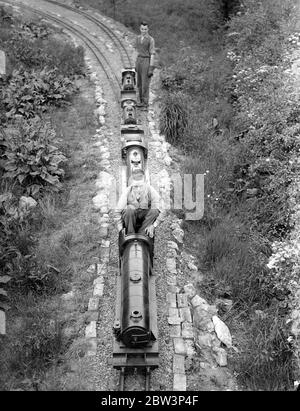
[111,68,159,389]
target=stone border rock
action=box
[183,283,232,367]
[0,275,11,335]
[83,62,111,357]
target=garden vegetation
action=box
[0,6,86,389]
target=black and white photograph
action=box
[0,0,299,395]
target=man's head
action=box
[140,22,149,36]
[129,169,145,186]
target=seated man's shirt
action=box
[114,183,165,229]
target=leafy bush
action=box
[1,118,66,196]
[1,68,76,121]
[0,8,85,76]
[1,34,85,76]
[41,40,85,77]
[20,21,52,40]
[159,91,188,145]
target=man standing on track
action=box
[134,21,155,109]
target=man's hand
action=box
[117,223,123,232]
[145,224,155,238]
[148,65,155,78]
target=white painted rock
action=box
[149,141,161,149]
[155,151,163,159]
[96,98,107,105]
[19,196,37,210]
[161,141,171,152]
[61,290,74,301]
[99,115,106,125]
[151,132,161,141]
[168,241,179,250]
[188,262,198,271]
[85,321,97,338]
[98,214,110,224]
[191,295,210,310]
[100,151,110,160]
[213,347,228,366]
[97,171,114,190]
[173,228,184,243]
[98,105,106,116]
[167,248,177,259]
[183,283,197,298]
[0,310,6,335]
[164,155,172,166]
[166,258,177,274]
[212,315,232,347]
[99,146,108,153]
[196,333,213,348]
[92,193,108,209]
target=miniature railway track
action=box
[46,0,133,68]
[2,0,123,101]
[119,367,151,391]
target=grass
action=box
[0,295,64,390]
[235,312,293,391]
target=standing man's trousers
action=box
[136,56,150,105]
[122,205,159,235]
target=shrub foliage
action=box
[1,119,66,196]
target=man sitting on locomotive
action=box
[115,169,164,238]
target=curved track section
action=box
[2,0,122,101]
[46,0,133,68]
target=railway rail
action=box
[45,0,133,68]
[2,0,122,101]
[2,0,162,391]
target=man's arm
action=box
[149,186,165,228]
[133,35,138,69]
[114,187,130,231]
[149,36,155,66]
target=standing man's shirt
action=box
[136,34,155,56]
[135,34,155,66]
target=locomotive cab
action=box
[121,68,136,91]
[121,125,148,181]
[122,99,137,125]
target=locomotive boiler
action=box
[113,233,155,347]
